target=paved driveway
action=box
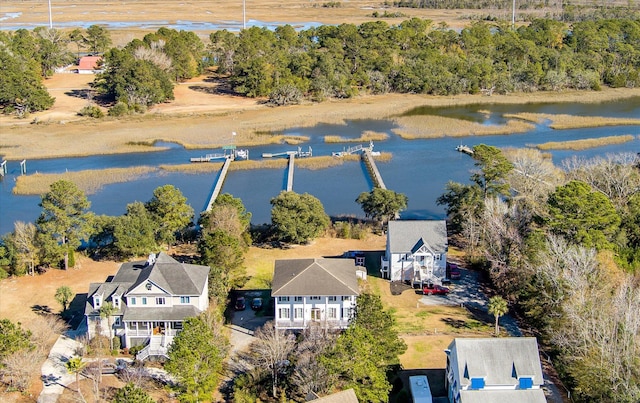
[419,267,522,337]
[227,291,271,354]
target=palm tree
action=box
[99,302,117,350]
[488,295,508,336]
[65,356,86,401]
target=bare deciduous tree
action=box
[291,324,337,396]
[563,153,640,210]
[12,221,39,276]
[249,321,296,399]
[0,349,41,392]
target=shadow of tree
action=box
[441,317,467,329]
[32,304,53,315]
[64,89,93,100]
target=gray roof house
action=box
[272,258,360,330]
[445,338,546,403]
[85,252,209,359]
[382,220,448,285]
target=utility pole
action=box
[512,0,516,29]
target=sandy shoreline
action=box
[2,83,640,161]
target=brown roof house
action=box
[84,253,209,360]
[272,258,360,331]
[77,56,103,74]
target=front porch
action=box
[275,319,350,330]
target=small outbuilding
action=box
[77,56,103,74]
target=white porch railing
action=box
[275,319,350,330]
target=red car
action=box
[423,283,450,295]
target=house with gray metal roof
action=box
[85,252,209,359]
[445,338,546,403]
[381,220,448,285]
[272,258,360,330]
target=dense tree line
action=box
[438,148,640,402]
[209,17,640,102]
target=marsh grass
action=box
[505,113,640,129]
[392,116,534,139]
[324,131,389,143]
[160,162,223,173]
[13,166,157,195]
[536,135,636,150]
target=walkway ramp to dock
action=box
[203,157,232,212]
[362,149,386,190]
[286,153,295,191]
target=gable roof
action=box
[117,252,209,296]
[388,220,447,254]
[272,258,359,297]
[78,56,101,70]
[459,389,546,403]
[448,338,544,388]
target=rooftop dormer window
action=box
[519,377,533,389]
[113,295,120,308]
[470,377,485,390]
[93,295,102,308]
[146,282,152,291]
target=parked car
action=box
[235,296,246,310]
[423,283,450,295]
[447,262,462,280]
[251,297,263,310]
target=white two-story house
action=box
[272,258,360,331]
[84,252,209,358]
[381,220,448,286]
[445,338,546,403]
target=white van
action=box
[409,375,433,403]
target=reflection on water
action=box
[1,99,639,235]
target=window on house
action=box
[311,308,321,320]
[114,317,121,326]
[518,377,533,389]
[180,296,190,304]
[94,296,101,308]
[470,378,485,389]
[130,297,136,305]
[156,297,165,305]
[278,308,290,319]
[342,296,351,301]
[342,308,351,318]
[294,308,303,319]
[113,297,120,308]
[278,296,290,302]
[142,297,147,305]
[435,254,441,260]
[327,308,337,319]
[294,296,303,302]
[328,296,337,302]
[310,296,321,301]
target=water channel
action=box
[1,99,639,235]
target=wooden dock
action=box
[203,157,232,212]
[456,145,474,156]
[362,149,386,190]
[286,153,295,191]
[263,146,312,159]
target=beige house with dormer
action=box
[85,252,209,358]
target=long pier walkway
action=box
[362,149,386,190]
[203,157,232,212]
[286,153,295,191]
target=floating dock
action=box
[456,145,474,156]
[263,146,312,159]
[362,149,386,190]
[191,146,248,163]
[202,157,232,212]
